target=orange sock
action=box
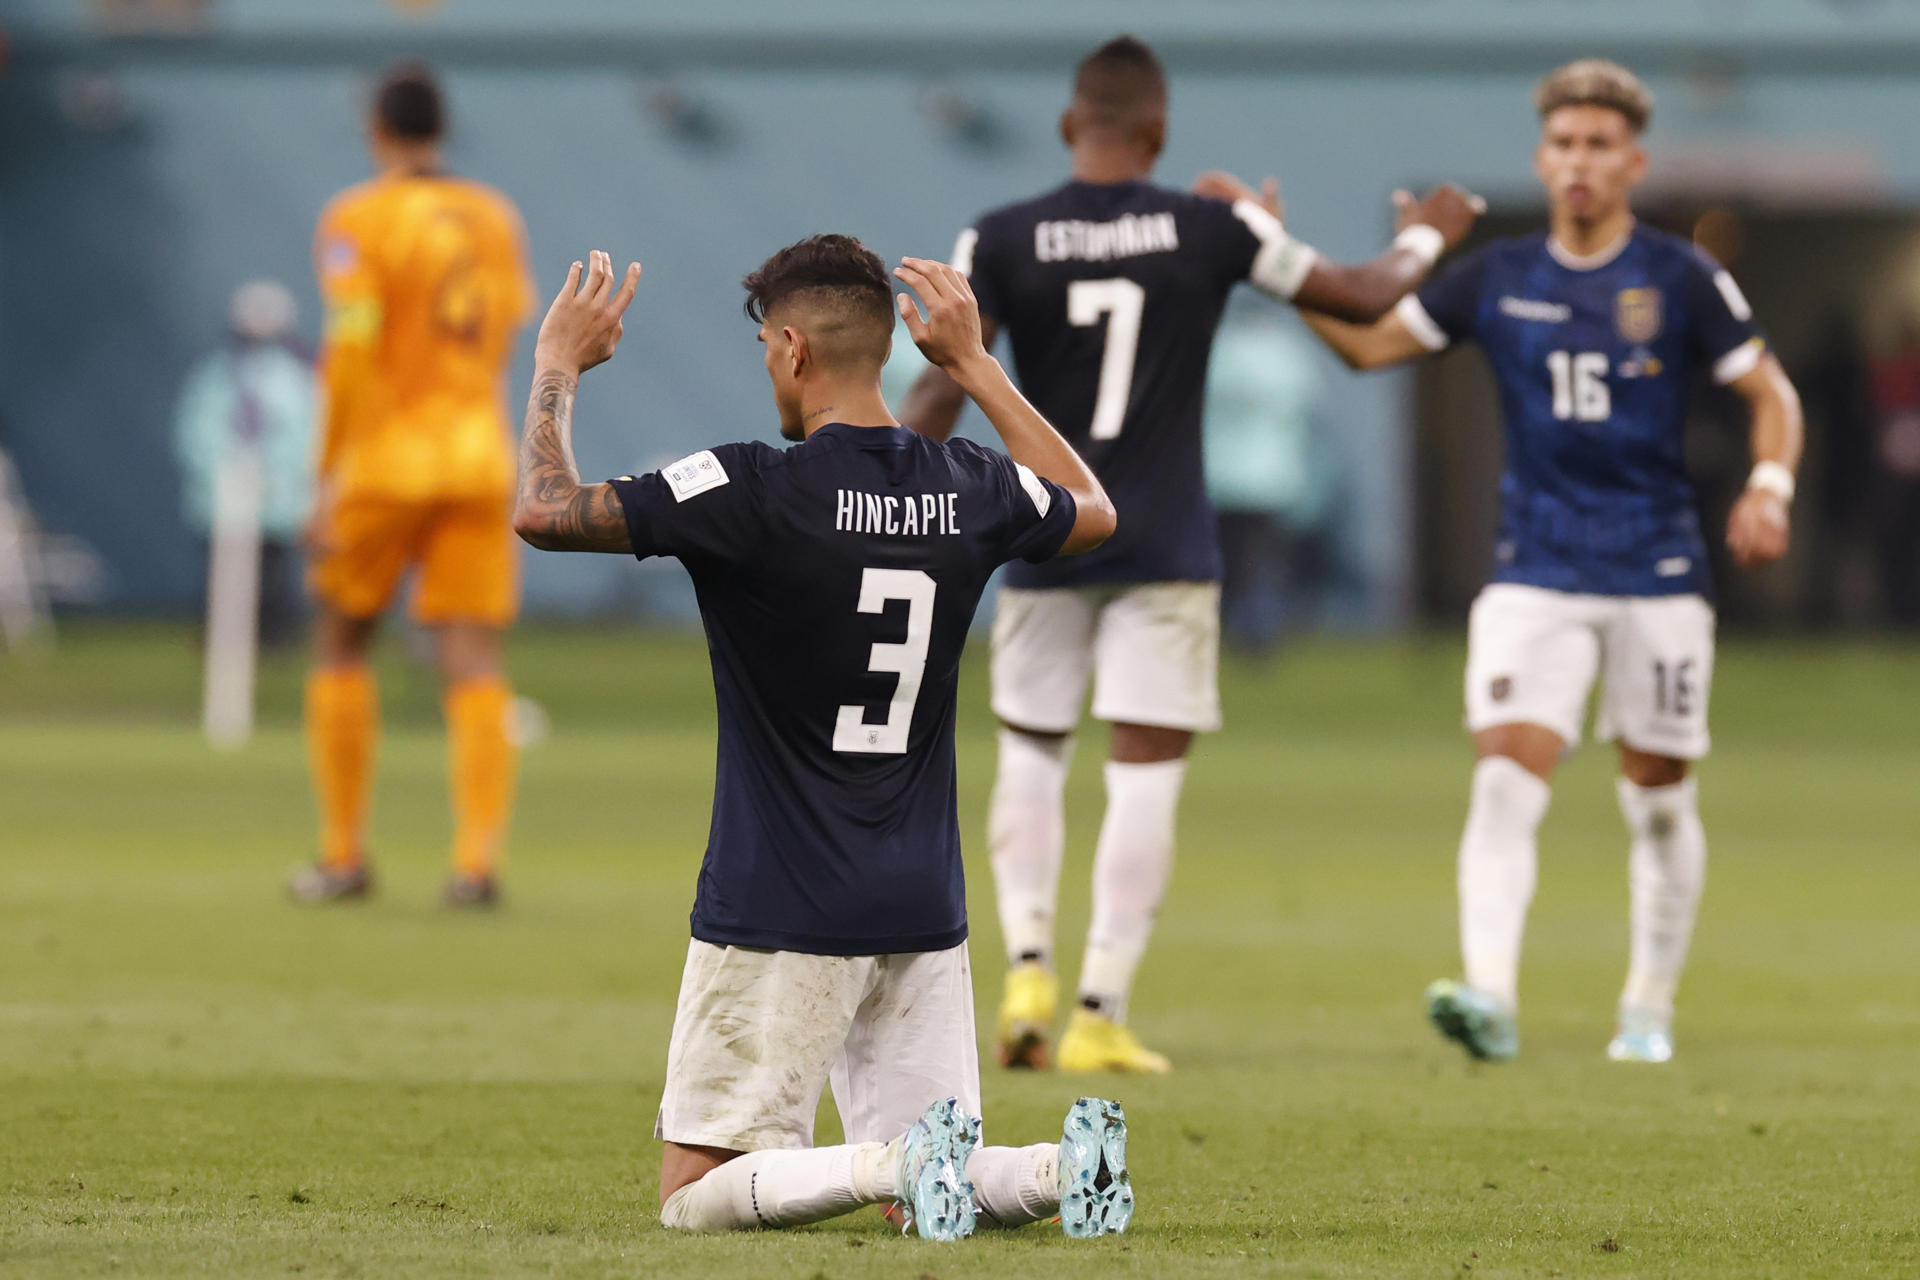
[446,677,518,882]
[306,666,378,872]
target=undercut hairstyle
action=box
[374,62,446,142]
[742,234,896,368]
[1071,35,1168,132]
[1534,59,1653,135]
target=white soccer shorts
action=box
[1464,583,1715,760]
[654,939,981,1153]
[990,581,1223,734]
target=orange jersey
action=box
[314,174,533,501]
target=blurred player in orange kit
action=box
[289,62,534,908]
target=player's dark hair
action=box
[1534,59,1652,135]
[374,61,446,142]
[741,234,895,345]
[1071,35,1167,130]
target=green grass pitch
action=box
[2,625,1917,1277]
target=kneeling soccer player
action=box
[513,241,1133,1238]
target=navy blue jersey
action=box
[956,179,1317,588]
[610,424,1077,956]
[1402,224,1765,598]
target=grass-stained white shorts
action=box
[1465,583,1715,759]
[655,939,981,1153]
[990,581,1222,733]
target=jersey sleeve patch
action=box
[951,227,979,276]
[1231,199,1318,300]
[1396,294,1451,352]
[1013,461,1052,518]
[662,449,731,502]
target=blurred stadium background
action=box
[3,2,1918,1276]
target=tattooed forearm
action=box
[513,367,632,553]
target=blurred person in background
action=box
[1265,60,1805,1065]
[291,62,535,908]
[1202,301,1333,654]
[172,279,315,649]
[903,34,1481,1074]
[1867,316,1920,625]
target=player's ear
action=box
[1058,107,1077,149]
[1625,139,1649,187]
[784,325,808,377]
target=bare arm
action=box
[513,367,631,552]
[1723,352,1805,569]
[895,257,1115,554]
[898,314,998,443]
[1298,307,1434,372]
[1193,171,1482,327]
[511,251,643,553]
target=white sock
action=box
[658,1139,897,1231]
[1618,776,1707,1019]
[1457,756,1552,1012]
[990,729,1074,966]
[968,1143,1060,1228]
[1078,757,1187,1022]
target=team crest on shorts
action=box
[1490,676,1513,702]
[1615,288,1663,345]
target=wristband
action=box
[1748,460,1795,504]
[1393,224,1445,268]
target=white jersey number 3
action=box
[833,568,936,754]
[1068,278,1145,440]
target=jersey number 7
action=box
[833,568,936,754]
[1068,278,1145,440]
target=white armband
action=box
[1231,199,1318,301]
[1747,460,1795,504]
[1393,224,1445,269]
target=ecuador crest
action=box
[1615,287,1663,344]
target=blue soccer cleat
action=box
[894,1097,980,1242]
[1058,1096,1133,1237]
[1606,1007,1675,1063]
[1426,979,1520,1062]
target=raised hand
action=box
[1726,488,1790,569]
[1395,184,1486,250]
[1193,170,1284,222]
[894,257,988,373]
[534,249,642,376]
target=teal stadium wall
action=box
[7,0,1920,619]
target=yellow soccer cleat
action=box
[1056,1008,1172,1075]
[995,962,1058,1070]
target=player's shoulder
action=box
[1631,223,1723,278]
[1478,230,1554,271]
[632,440,779,503]
[316,179,384,232]
[441,176,525,227]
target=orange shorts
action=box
[310,492,520,627]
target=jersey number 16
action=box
[1547,351,1610,423]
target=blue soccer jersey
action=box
[956,179,1318,588]
[1400,224,1765,598]
[609,424,1078,956]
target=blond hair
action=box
[1534,60,1653,134]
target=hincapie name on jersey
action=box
[834,489,963,537]
[1034,212,1179,264]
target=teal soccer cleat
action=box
[1426,979,1520,1062]
[894,1097,980,1242]
[1607,1007,1675,1063]
[1058,1096,1133,1237]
